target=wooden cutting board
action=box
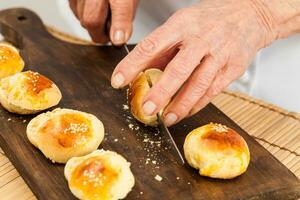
[0,8,299,200]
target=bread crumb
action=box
[188,182,191,185]
[23,119,27,123]
[145,158,150,164]
[176,177,180,180]
[128,124,134,130]
[154,175,163,181]
[7,118,11,121]
[140,192,143,195]
[114,139,118,142]
[123,104,129,110]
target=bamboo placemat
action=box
[0,27,299,199]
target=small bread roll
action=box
[0,42,24,78]
[65,149,135,200]
[184,123,250,179]
[27,108,104,163]
[0,70,62,114]
[128,68,162,126]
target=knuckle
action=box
[136,37,157,57]
[109,0,123,6]
[168,63,191,81]
[176,100,193,115]
[81,18,100,29]
[192,76,212,94]
[114,11,127,19]
[208,85,222,98]
[155,84,171,101]
[110,0,132,12]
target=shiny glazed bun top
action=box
[0,42,24,78]
[184,123,250,179]
[65,150,135,200]
[27,108,104,163]
[0,70,62,114]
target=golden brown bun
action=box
[184,123,250,179]
[0,42,24,78]
[128,68,162,126]
[0,70,62,114]
[65,149,135,200]
[27,108,104,163]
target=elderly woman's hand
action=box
[69,0,138,44]
[111,0,298,126]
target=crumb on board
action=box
[140,192,143,195]
[155,175,163,181]
[145,158,150,164]
[188,182,191,185]
[123,104,129,110]
[114,139,118,142]
[176,177,180,180]
[7,118,11,121]
[23,119,27,123]
[128,123,134,130]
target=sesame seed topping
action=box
[154,175,163,181]
[211,123,229,133]
[63,123,88,134]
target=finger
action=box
[142,41,208,117]
[69,0,78,18]
[111,22,183,88]
[80,0,109,43]
[109,0,137,45]
[162,56,222,126]
[77,0,85,20]
[188,65,238,117]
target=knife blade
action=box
[156,114,185,165]
[123,44,185,165]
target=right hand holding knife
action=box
[68,0,138,45]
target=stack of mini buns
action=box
[0,43,251,199]
[0,42,135,200]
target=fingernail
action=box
[164,113,178,126]
[114,30,125,44]
[111,72,125,88]
[142,101,157,116]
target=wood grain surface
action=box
[0,8,299,200]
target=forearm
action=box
[250,0,300,44]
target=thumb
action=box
[109,0,137,45]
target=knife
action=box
[123,44,185,165]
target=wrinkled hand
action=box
[69,0,138,44]
[111,0,279,126]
